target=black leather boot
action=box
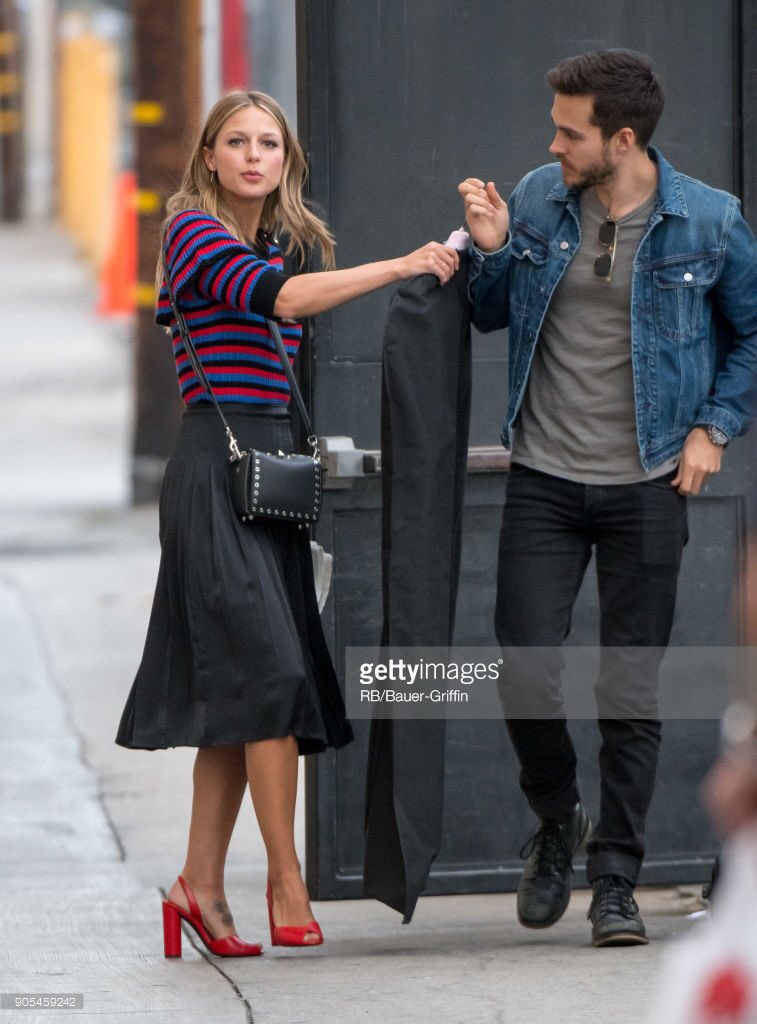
[588,875,648,947]
[516,802,592,929]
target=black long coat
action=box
[363,258,472,922]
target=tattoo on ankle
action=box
[212,898,234,926]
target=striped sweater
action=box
[157,209,298,405]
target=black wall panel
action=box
[299,0,756,899]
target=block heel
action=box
[162,900,182,957]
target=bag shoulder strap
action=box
[265,317,316,445]
[160,226,317,458]
[161,243,242,457]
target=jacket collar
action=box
[545,145,689,218]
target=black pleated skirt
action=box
[115,403,353,754]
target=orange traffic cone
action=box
[97,169,137,315]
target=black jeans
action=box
[495,464,688,885]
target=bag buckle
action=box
[226,426,243,461]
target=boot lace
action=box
[588,875,639,920]
[520,823,574,882]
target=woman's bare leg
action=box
[245,736,320,941]
[166,744,247,938]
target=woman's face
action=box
[204,105,285,204]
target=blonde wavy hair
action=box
[156,90,335,293]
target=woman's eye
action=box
[262,140,279,149]
[228,138,243,146]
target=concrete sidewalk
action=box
[0,223,704,1024]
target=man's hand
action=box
[458,178,510,253]
[671,427,723,495]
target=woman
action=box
[115,89,459,957]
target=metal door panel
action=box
[299,0,755,898]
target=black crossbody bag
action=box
[162,248,322,527]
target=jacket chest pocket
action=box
[652,255,720,341]
[509,227,549,313]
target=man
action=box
[459,50,757,947]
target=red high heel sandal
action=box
[266,880,324,947]
[162,875,263,958]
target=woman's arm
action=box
[273,242,460,319]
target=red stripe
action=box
[168,213,282,270]
[173,339,295,359]
[170,213,227,250]
[219,257,261,303]
[169,218,251,290]
[189,322,272,339]
[185,324,302,351]
[214,385,290,397]
[239,263,269,308]
[172,324,301,354]
[177,343,289,364]
[182,383,290,402]
[168,220,223,267]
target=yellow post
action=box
[58,15,119,269]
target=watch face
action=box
[708,425,729,446]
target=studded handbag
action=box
[162,250,322,527]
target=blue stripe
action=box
[181,370,289,385]
[174,354,288,375]
[171,332,298,353]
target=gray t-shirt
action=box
[512,187,678,483]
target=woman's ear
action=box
[202,146,215,172]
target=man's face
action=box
[548,93,616,190]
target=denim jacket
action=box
[468,147,757,469]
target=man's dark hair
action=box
[546,50,664,149]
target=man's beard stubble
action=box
[563,145,615,191]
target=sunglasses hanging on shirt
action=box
[594,219,618,282]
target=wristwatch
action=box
[703,424,730,448]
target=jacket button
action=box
[560,241,569,250]
[683,272,693,281]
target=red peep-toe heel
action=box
[162,875,263,958]
[266,880,323,947]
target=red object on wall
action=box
[221,0,249,91]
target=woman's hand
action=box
[396,242,460,284]
[458,178,510,252]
